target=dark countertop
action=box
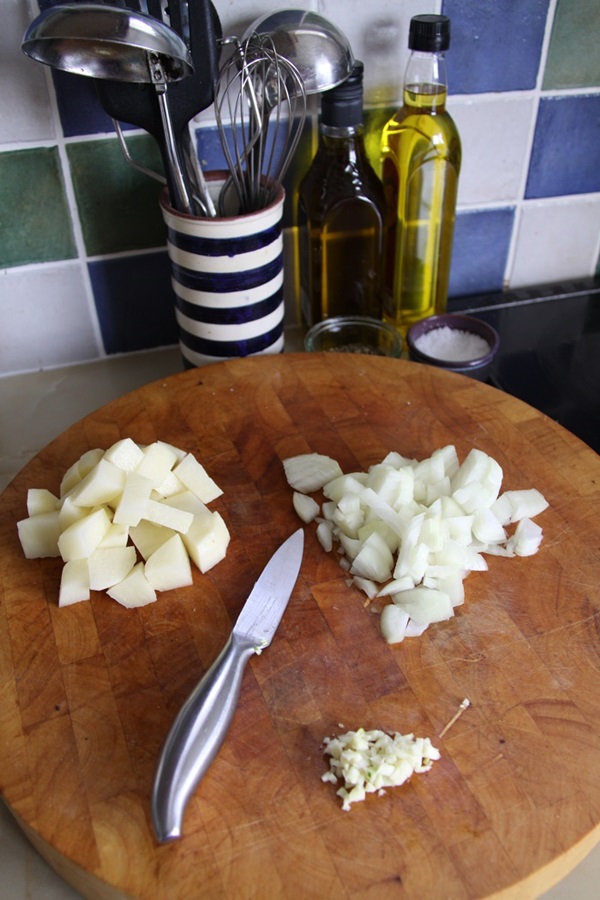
[449,277,600,454]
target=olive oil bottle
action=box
[381,15,461,333]
[299,62,387,329]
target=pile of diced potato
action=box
[17,439,230,608]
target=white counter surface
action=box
[1,346,598,899]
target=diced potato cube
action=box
[26,488,59,516]
[67,458,126,508]
[144,498,193,533]
[172,453,223,503]
[58,507,112,562]
[157,441,186,463]
[97,523,130,548]
[113,472,154,526]
[135,442,178,488]
[60,449,104,496]
[58,495,91,531]
[17,511,62,558]
[129,520,175,560]
[78,448,105,477]
[59,559,90,607]
[88,546,137,591]
[145,534,193,591]
[167,492,230,572]
[107,562,157,608]
[154,470,185,498]
[60,459,83,497]
[184,511,230,573]
[103,438,145,472]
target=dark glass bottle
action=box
[381,15,461,333]
[298,62,387,329]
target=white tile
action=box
[0,264,100,375]
[319,0,441,105]
[509,195,600,287]
[450,94,535,207]
[0,0,56,143]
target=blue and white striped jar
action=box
[160,173,285,368]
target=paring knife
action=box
[152,528,304,842]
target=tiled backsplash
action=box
[1,0,599,376]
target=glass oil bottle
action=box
[381,15,461,333]
[298,62,387,329]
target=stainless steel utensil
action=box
[22,2,195,213]
[95,0,222,217]
[243,8,355,94]
[152,528,304,843]
[214,34,306,214]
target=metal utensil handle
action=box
[147,51,193,214]
[152,631,257,842]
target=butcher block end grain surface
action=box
[1,353,599,900]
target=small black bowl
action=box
[407,313,500,381]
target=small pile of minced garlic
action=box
[322,727,440,810]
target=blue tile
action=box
[89,253,178,355]
[525,94,600,198]
[442,0,550,93]
[449,208,515,296]
[195,124,230,173]
[52,70,115,138]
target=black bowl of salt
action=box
[407,313,500,381]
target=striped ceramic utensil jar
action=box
[160,173,285,368]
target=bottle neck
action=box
[403,49,448,111]
[320,123,364,140]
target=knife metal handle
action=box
[152,631,257,842]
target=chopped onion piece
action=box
[507,517,543,556]
[392,587,454,625]
[293,492,321,523]
[380,604,410,643]
[316,519,334,552]
[283,453,343,493]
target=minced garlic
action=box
[322,727,440,811]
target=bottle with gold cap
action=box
[381,14,461,333]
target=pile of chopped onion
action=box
[322,727,440,810]
[283,446,549,643]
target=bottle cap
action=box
[321,61,364,127]
[409,15,450,52]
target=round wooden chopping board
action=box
[1,352,599,900]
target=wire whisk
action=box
[215,34,306,214]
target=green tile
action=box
[67,134,168,256]
[0,148,76,268]
[543,0,600,89]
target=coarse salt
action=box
[414,326,490,362]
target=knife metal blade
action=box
[151,527,304,842]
